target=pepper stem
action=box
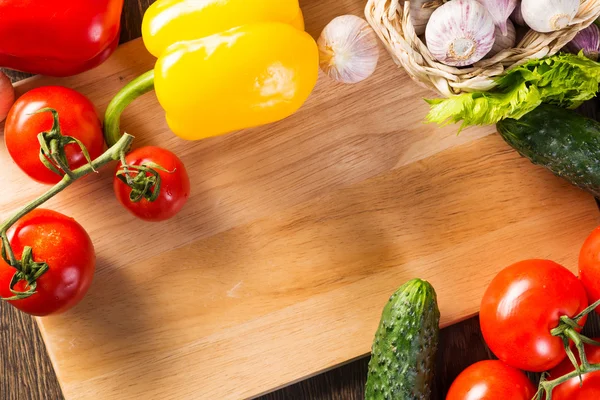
[104,70,155,147]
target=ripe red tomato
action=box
[0,209,96,316]
[579,227,600,313]
[113,146,190,222]
[480,259,589,372]
[548,340,600,399]
[4,86,104,184]
[446,360,535,400]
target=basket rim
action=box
[365,0,600,97]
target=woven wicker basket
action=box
[365,0,600,97]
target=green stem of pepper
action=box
[104,69,155,147]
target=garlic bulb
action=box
[425,0,496,67]
[409,0,445,36]
[521,0,579,33]
[478,0,518,36]
[318,15,379,84]
[487,19,517,57]
[566,23,600,60]
[510,1,527,26]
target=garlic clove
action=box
[478,0,518,36]
[318,15,379,84]
[521,0,579,33]
[510,0,527,26]
[408,0,445,36]
[425,0,496,67]
[486,19,517,57]
[565,23,600,61]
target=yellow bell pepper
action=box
[141,0,306,57]
[104,0,318,145]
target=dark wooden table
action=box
[2,1,600,399]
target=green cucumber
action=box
[497,104,600,197]
[365,279,440,400]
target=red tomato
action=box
[579,227,600,313]
[446,360,535,400]
[480,260,589,372]
[0,209,96,316]
[113,146,190,222]
[548,340,600,399]
[4,86,104,184]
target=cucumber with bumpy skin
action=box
[365,279,440,400]
[497,104,600,197]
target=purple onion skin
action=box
[566,24,600,61]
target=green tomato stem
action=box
[0,127,134,301]
[536,297,600,399]
[538,362,600,400]
[0,133,135,242]
[104,69,155,147]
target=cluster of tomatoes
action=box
[446,228,600,399]
[0,86,190,316]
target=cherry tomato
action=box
[446,360,535,400]
[4,86,104,184]
[113,146,190,222]
[480,260,589,372]
[548,340,600,399]
[0,209,96,316]
[579,227,600,314]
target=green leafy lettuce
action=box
[426,53,600,130]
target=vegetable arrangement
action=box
[0,0,341,316]
[1,0,600,397]
[421,0,582,68]
[0,83,191,315]
[448,229,600,399]
[366,227,600,399]
[411,1,600,199]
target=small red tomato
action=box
[579,227,600,313]
[4,86,104,184]
[113,146,190,222]
[0,209,96,316]
[548,340,600,399]
[480,260,589,372]
[446,360,535,400]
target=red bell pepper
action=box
[0,0,125,77]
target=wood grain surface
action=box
[1,0,600,399]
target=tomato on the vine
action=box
[579,227,600,313]
[548,340,600,399]
[480,259,589,372]
[446,360,535,400]
[113,146,190,222]
[0,209,96,316]
[4,86,104,184]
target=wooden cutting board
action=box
[1,0,599,399]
